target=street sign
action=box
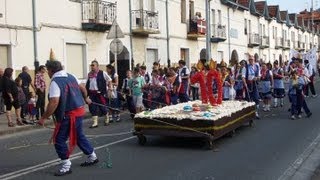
[110,38,124,55]
[107,20,125,39]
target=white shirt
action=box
[178,66,190,78]
[49,70,80,98]
[88,71,111,90]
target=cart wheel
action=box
[137,135,147,146]
[205,139,214,150]
[249,120,255,127]
[227,130,236,138]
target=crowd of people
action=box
[0,66,47,127]
[0,55,319,128]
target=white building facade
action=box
[0,0,318,80]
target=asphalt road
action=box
[0,95,320,180]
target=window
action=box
[189,1,194,20]
[218,10,221,25]
[66,43,85,79]
[144,0,155,11]
[180,48,190,67]
[273,27,275,39]
[181,0,187,23]
[244,19,247,35]
[263,25,266,36]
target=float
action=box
[133,60,256,149]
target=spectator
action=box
[34,65,47,120]
[128,67,145,114]
[3,68,24,127]
[18,66,35,119]
[15,77,27,124]
[122,70,135,119]
[0,67,5,114]
[178,60,190,103]
[189,66,199,100]
[28,92,37,123]
[304,59,317,97]
[106,64,120,122]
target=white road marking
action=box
[0,136,135,180]
[277,132,320,180]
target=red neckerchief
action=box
[88,69,99,79]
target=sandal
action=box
[16,119,24,126]
[8,122,15,127]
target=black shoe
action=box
[54,169,72,176]
[80,159,99,167]
[307,112,312,118]
[22,120,29,125]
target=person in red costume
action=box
[190,59,223,106]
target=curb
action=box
[0,113,92,136]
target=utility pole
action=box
[32,0,39,71]
[205,0,211,62]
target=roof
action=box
[268,5,279,18]
[237,0,250,8]
[255,1,267,14]
[280,11,288,22]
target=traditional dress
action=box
[272,67,285,107]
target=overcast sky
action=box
[264,0,317,14]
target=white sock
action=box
[60,159,71,172]
[89,151,97,161]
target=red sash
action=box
[52,106,85,157]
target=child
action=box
[28,92,37,123]
[122,70,135,119]
[128,67,146,114]
[15,77,27,124]
[149,69,164,110]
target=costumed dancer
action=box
[39,60,98,176]
[243,56,261,119]
[235,61,246,100]
[178,60,190,103]
[86,60,112,128]
[260,63,273,112]
[272,60,285,107]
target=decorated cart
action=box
[133,100,256,149]
[133,59,256,149]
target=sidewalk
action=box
[0,107,91,136]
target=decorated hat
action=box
[196,59,204,70]
[209,59,217,70]
[49,48,57,61]
[219,59,227,67]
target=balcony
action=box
[282,39,290,50]
[275,37,283,49]
[187,19,206,40]
[131,10,160,36]
[260,36,269,49]
[248,33,260,47]
[210,24,227,43]
[82,0,116,32]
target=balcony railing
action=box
[275,37,283,49]
[82,0,116,32]
[283,39,290,50]
[248,33,260,47]
[260,36,269,48]
[211,24,227,43]
[187,19,206,39]
[131,9,160,35]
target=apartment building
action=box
[0,0,318,80]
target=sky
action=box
[264,0,317,13]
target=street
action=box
[0,96,320,180]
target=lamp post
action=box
[32,0,39,71]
